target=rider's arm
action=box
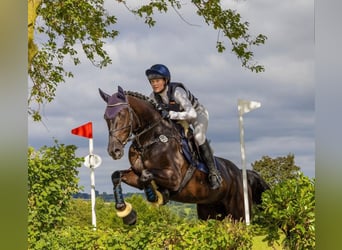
[169,87,197,120]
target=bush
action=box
[33,195,253,249]
[35,218,252,250]
[28,142,83,249]
[254,173,315,249]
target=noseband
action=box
[106,102,135,147]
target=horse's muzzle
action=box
[108,145,124,160]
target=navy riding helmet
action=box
[145,64,171,83]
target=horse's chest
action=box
[128,146,145,173]
[128,145,158,172]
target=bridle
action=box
[106,102,135,147]
[106,101,164,148]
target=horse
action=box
[99,86,269,225]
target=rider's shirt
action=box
[150,83,203,121]
[149,83,209,146]
[169,87,197,120]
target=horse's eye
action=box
[118,110,125,118]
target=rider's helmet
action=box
[145,64,171,83]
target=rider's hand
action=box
[161,109,170,119]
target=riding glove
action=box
[161,109,170,119]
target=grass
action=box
[252,235,283,250]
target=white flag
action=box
[237,99,261,115]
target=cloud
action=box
[29,0,314,193]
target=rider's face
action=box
[150,78,166,93]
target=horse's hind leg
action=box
[111,171,137,225]
[246,169,270,205]
[196,203,227,221]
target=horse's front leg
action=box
[119,168,169,204]
[120,168,144,189]
[140,169,168,205]
[111,170,137,225]
[142,166,183,192]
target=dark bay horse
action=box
[99,86,269,225]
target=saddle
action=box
[173,121,210,174]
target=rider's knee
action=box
[194,133,206,146]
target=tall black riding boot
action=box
[199,140,222,190]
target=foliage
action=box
[126,0,267,72]
[252,154,301,188]
[28,0,266,121]
[30,195,253,249]
[253,173,315,249]
[64,199,94,228]
[28,0,119,121]
[28,141,83,248]
[167,200,198,221]
[27,147,314,249]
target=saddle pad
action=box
[181,137,219,174]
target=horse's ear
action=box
[117,85,126,101]
[98,88,110,103]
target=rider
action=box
[145,64,222,190]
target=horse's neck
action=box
[128,96,161,128]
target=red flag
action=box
[71,122,93,138]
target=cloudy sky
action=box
[28,0,314,194]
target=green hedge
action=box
[30,195,253,249]
[253,173,315,249]
[32,218,253,250]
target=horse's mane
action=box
[124,91,159,110]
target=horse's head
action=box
[99,86,132,160]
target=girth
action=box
[131,128,197,195]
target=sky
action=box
[28,0,314,194]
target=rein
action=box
[129,117,164,147]
[107,102,164,147]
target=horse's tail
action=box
[246,170,270,205]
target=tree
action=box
[28,0,267,121]
[252,154,300,188]
[28,141,83,248]
[126,0,267,72]
[28,0,119,121]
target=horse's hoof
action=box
[122,209,137,225]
